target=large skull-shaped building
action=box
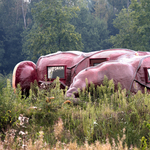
[12,49,150,97]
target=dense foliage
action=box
[0,76,150,149]
[1,0,148,74]
[22,0,84,61]
[1,0,150,149]
[110,0,150,51]
[0,0,24,73]
[71,7,111,52]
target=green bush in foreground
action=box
[0,76,150,149]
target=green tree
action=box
[23,0,83,61]
[0,0,25,74]
[92,0,119,36]
[71,7,111,52]
[0,41,4,68]
[107,0,130,11]
[87,0,119,37]
[110,0,150,51]
[62,0,87,8]
[93,0,109,20]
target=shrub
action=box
[0,76,150,149]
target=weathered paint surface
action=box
[12,61,38,94]
[12,49,150,96]
[35,49,137,86]
[66,54,150,97]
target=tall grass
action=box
[0,76,150,149]
[0,73,12,94]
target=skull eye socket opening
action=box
[47,65,66,80]
[89,58,109,66]
[147,69,150,81]
[144,67,150,83]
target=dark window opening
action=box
[90,58,109,66]
[144,67,150,83]
[47,66,66,79]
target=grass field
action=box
[0,75,150,149]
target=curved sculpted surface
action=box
[12,49,150,96]
[66,54,150,97]
[12,61,38,95]
[36,48,137,86]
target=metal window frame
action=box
[47,65,67,80]
[89,58,109,66]
[144,67,150,83]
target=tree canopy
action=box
[71,7,111,52]
[2,0,150,74]
[23,0,84,61]
[110,0,150,51]
[0,0,25,73]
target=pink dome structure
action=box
[12,49,150,97]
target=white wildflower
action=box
[19,131,26,135]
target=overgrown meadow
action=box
[0,75,150,149]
